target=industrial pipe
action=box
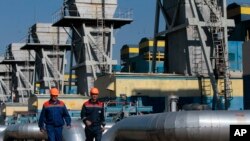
[102,110,250,141]
[0,126,6,141]
[167,95,179,112]
[3,120,85,141]
[62,120,85,141]
[4,123,47,140]
[2,120,113,141]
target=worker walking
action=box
[38,88,71,141]
[81,87,105,141]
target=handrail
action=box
[52,7,133,24]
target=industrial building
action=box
[120,37,165,73]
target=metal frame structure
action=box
[52,0,133,95]
[1,43,35,103]
[153,0,234,110]
[21,23,71,94]
[0,64,11,102]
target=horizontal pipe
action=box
[2,120,114,141]
[102,110,250,141]
[3,120,86,140]
[4,123,47,140]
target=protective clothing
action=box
[39,99,71,141]
[81,99,105,141]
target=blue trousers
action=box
[85,126,102,141]
[46,125,63,141]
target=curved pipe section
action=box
[62,120,85,141]
[102,110,250,141]
[62,121,114,141]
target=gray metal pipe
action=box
[0,126,6,141]
[2,120,113,141]
[102,110,250,141]
[62,120,85,141]
[168,95,179,112]
[4,123,47,140]
[3,120,86,141]
[62,121,114,141]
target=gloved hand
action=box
[40,128,46,133]
[66,125,71,129]
[85,120,92,127]
[101,127,105,132]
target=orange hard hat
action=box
[90,87,99,95]
[50,88,59,96]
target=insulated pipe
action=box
[102,110,250,141]
[0,126,6,141]
[62,121,114,141]
[62,120,85,141]
[2,120,113,141]
[4,123,47,140]
[4,120,85,141]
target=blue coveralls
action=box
[81,99,105,141]
[38,99,71,141]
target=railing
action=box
[143,52,165,61]
[19,35,71,45]
[52,7,133,24]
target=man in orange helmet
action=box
[38,87,71,141]
[81,87,105,141]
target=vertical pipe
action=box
[223,0,230,110]
[57,27,60,91]
[61,50,66,94]
[62,26,74,94]
[68,43,74,94]
[164,97,168,112]
[109,25,114,73]
[152,0,160,73]
[168,95,179,112]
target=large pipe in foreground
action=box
[4,123,47,140]
[62,120,85,141]
[62,121,114,141]
[0,126,6,141]
[4,120,86,141]
[2,120,113,141]
[102,110,250,141]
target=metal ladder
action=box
[192,25,212,99]
[96,2,106,73]
[209,0,233,109]
[201,77,212,104]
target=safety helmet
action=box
[50,88,59,96]
[90,87,99,95]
